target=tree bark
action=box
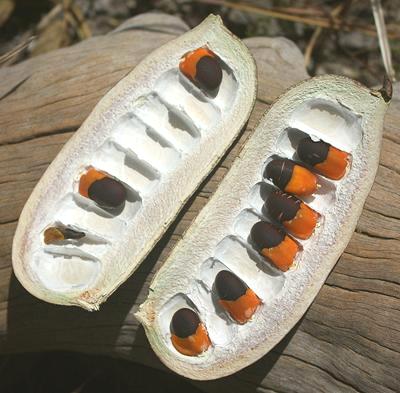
[0,12,399,393]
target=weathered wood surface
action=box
[0,12,399,393]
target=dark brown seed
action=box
[88,177,127,209]
[297,137,329,166]
[215,270,247,301]
[171,308,200,338]
[264,159,294,190]
[250,221,285,250]
[196,55,223,90]
[266,191,301,223]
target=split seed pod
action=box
[12,15,257,310]
[137,75,391,379]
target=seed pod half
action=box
[297,137,350,180]
[215,270,261,324]
[179,47,223,91]
[137,75,391,379]
[264,158,318,196]
[266,191,319,240]
[12,15,257,309]
[170,308,211,356]
[250,221,299,272]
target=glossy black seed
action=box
[61,227,85,240]
[171,308,200,338]
[215,270,247,302]
[264,159,294,190]
[250,221,285,250]
[88,177,127,209]
[297,137,329,166]
[196,55,223,90]
[266,191,301,223]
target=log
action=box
[0,13,399,393]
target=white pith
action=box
[12,15,257,309]
[137,75,390,380]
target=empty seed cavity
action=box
[33,249,100,292]
[155,69,221,132]
[111,114,181,173]
[289,99,362,152]
[133,93,199,151]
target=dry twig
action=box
[194,0,400,39]
[0,36,35,67]
[370,0,396,81]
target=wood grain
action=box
[0,13,399,393]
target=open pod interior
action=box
[137,75,391,379]
[12,15,257,309]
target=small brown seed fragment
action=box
[43,227,85,245]
[43,227,64,244]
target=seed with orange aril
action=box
[79,168,127,209]
[179,47,223,91]
[266,191,319,240]
[296,137,349,180]
[250,221,300,272]
[215,270,261,324]
[264,158,317,196]
[170,308,211,356]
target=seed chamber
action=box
[33,251,100,292]
[289,99,362,152]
